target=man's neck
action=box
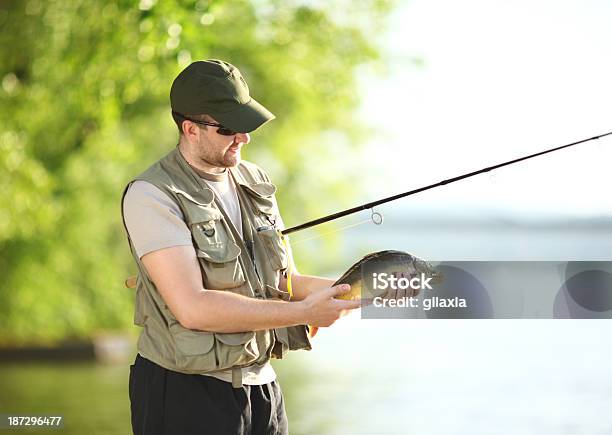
[177,143,228,182]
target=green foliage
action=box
[0,0,394,343]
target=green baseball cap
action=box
[170,59,275,133]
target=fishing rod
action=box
[281,130,612,236]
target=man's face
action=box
[191,115,250,169]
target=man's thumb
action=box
[329,284,351,298]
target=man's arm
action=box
[279,273,335,301]
[141,245,360,333]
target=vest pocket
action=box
[170,325,217,371]
[170,324,263,371]
[196,243,245,290]
[178,193,246,290]
[173,329,216,356]
[240,182,288,273]
[257,228,289,271]
[214,332,259,368]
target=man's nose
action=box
[235,132,250,144]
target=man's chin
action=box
[223,152,241,167]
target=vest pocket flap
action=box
[196,241,241,263]
[241,182,276,198]
[177,192,221,225]
[175,189,215,207]
[240,183,277,215]
[191,208,223,225]
[172,328,215,356]
[265,284,291,301]
[215,331,256,346]
[184,205,223,226]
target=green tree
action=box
[0,0,394,344]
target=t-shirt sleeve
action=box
[123,180,193,259]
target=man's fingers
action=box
[327,284,351,298]
[335,299,361,310]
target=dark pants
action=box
[129,354,289,435]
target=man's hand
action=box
[298,284,361,327]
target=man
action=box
[121,59,361,435]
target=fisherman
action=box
[121,59,361,435]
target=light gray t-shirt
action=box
[123,169,276,385]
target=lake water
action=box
[3,320,610,435]
[279,318,612,435]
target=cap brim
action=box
[210,98,275,133]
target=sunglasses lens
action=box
[217,127,237,136]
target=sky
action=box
[357,0,612,218]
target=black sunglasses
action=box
[173,111,238,136]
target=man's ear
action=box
[182,120,199,142]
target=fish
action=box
[334,249,443,300]
[308,250,443,337]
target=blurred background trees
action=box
[0,0,394,344]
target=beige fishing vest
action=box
[121,147,311,386]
